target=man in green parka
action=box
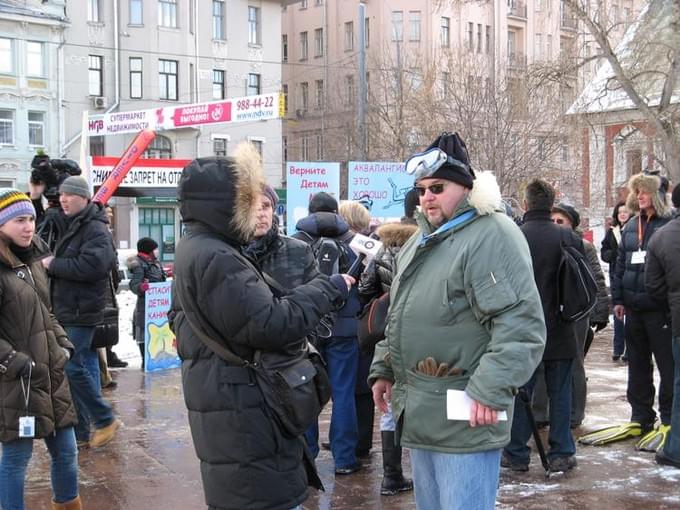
[369,133,546,510]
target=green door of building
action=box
[138,207,175,262]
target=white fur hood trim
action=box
[467,171,502,216]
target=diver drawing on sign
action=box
[383,177,413,210]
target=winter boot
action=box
[52,495,82,510]
[380,431,413,496]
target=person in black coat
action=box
[611,171,673,450]
[171,144,352,510]
[601,201,631,360]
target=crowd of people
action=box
[1,132,680,510]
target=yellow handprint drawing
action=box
[147,321,177,359]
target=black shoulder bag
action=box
[92,274,119,349]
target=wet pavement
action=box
[24,325,680,509]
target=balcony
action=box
[561,14,578,30]
[508,52,527,70]
[508,0,527,19]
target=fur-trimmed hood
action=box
[376,222,418,247]
[177,142,264,244]
[466,170,503,216]
[625,172,672,218]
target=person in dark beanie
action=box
[40,176,119,450]
[308,191,338,214]
[646,185,680,468]
[171,144,353,510]
[128,237,166,368]
[370,133,545,509]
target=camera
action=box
[30,154,82,201]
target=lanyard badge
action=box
[19,363,35,438]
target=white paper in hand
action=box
[446,390,508,421]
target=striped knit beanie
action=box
[0,189,36,226]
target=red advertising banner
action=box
[171,101,232,127]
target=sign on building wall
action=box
[286,162,340,235]
[91,156,190,192]
[87,92,281,137]
[347,161,412,219]
[143,282,181,373]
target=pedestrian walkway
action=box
[24,328,680,509]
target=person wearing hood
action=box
[128,237,166,368]
[293,193,364,475]
[0,190,81,510]
[369,133,546,509]
[41,176,119,450]
[580,172,673,449]
[171,144,352,510]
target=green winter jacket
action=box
[369,172,546,453]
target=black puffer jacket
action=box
[645,215,680,334]
[0,236,77,442]
[600,226,622,275]
[612,213,670,311]
[171,149,346,510]
[128,252,166,342]
[48,202,115,326]
[520,210,579,360]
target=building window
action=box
[212,70,225,99]
[300,31,308,60]
[283,136,288,162]
[129,57,143,98]
[409,11,421,42]
[213,137,227,156]
[213,1,225,40]
[315,79,324,109]
[158,0,177,28]
[90,136,105,156]
[365,17,370,47]
[301,136,309,160]
[547,34,553,58]
[477,23,483,53]
[129,0,143,24]
[0,38,13,74]
[88,0,101,22]
[344,22,354,51]
[300,82,309,111]
[391,11,403,42]
[247,73,261,95]
[316,132,323,159]
[301,0,308,8]
[28,111,45,147]
[345,75,354,106]
[143,135,172,159]
[282,35,288,62]
[250,139,263,157]
[535,33,543,59]
[315,28,324,57]
[88,55,103,96]
[0,110,15,145]
[248,6,260,45]
[441,17,450,47]
[158,59,178,100]
[26,42,44,77]
[282,84,288,113]
[486,25,491,54]
[467,22,474,51]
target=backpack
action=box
[300,232,353,276]
[557,229,598,322]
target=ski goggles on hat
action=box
[404,147,470,181]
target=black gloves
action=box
[591,321,608,332]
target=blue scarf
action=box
[420,209,477,246]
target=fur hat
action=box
[552,203,581,229]
[308,192,338,214]
[137,237,158,255]
[625,172,672,218]
[178,142,264,244]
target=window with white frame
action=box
[247,73,260,95]
[90,136,105,156]
[300,82,309,111]
[440,17,450,47]
[282,35,288,62]
[213,70,225,99]
[391,11,403,42]
[26,42,44,77]
[0,38,14,74]
[0,110,14,145]
[213,1,225,40]
[365,17,370,47]
[143,135,172,159]
[300,31,308,60]
[129,0,143,24]
[250,139,263,157]
[467,22,474,51]
[345,75,354,106]
[129,57,143,98]
[486,25,491,54]
[301,136,309,160]
[316,132,322,159]
[314,28,323,57]
[158,59,178,100]
[213,137,228,156]
[88,0,101,22]
[158,0,177,28]
[477,23,483,53]
[89,55,103,96]
[315,79,323,109]
[344,22,354,51]
[409,11,421,42]
[300,0,308,8]
[28,111,45,146]
[248,6,260,45]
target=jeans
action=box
[0,427,78,509]
[662,336,680,461]
[64,326,114,442]
[505,359,575,465]
[304,335,359,469]
[613,315,626,357]
[410,448,501,510]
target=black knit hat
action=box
[552,202,580,229]
[422,132,475,189]
[137,237,158,254]
[309,192,338,213]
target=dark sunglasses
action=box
[552,218,566,225]
[414,183,447,196]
